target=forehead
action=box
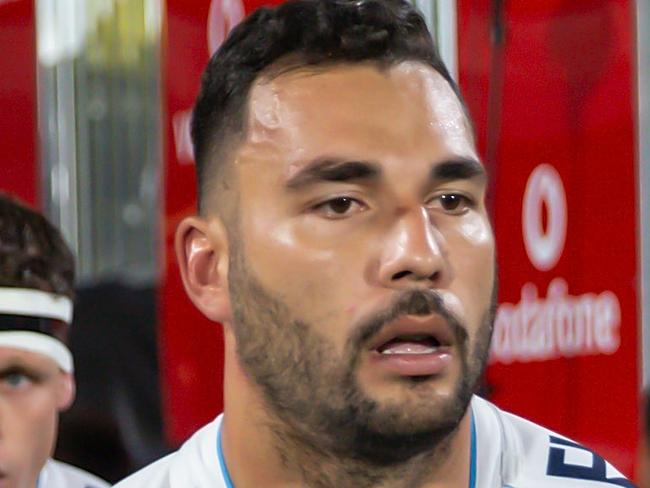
[239,61,476,172]
[0,346,57,370]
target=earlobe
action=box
[57,373,76,411]
[175,216,232,323]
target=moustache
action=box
[348,290,469,351]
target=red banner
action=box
[0,0,37,206]
[162,0,283,444]
[458,0,639,478]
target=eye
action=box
[0,366,41,392]
[428,193,474,215]
[3,372,30,389]
[312,197,365,219]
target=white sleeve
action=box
[39,459,111,488]
[471,397,634,487]
[113,454,175,488]
[499,408,634,487]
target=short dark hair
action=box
[0,194,75,299]
[191,0,461,211]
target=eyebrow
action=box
[285,156,487,190]
[285,158,381,189]
[0,363,43,378]
[431,158,487,183]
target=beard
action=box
[228,245,496,466]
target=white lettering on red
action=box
[522,164,567,272]
[490,278,621,364]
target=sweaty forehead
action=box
[238,61,475,173]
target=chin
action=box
[364,381,468,434]
[368,371,460,404]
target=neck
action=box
[221,329,472,488]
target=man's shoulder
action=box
[41,459,111,488]
[472,396,635,487]
[115,415,226,488]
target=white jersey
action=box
[114,396,633,488]
[38,459,110,488]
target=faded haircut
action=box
[191,0,463,213]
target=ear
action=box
[175,215,232,323]
[56,372,76,411]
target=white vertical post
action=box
[35,0,85,259]
[435,0,458,81]
[638,0,650,389]
[413,0,458,81]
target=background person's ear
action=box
[175,216,232,323]
[57,372,76,411]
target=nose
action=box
[376,207,450,289]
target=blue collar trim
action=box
[469,409,477,488]
[217,422,235,488]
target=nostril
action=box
[392,271,411,281]
[391,270,440,282]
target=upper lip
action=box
[367,314,455,351]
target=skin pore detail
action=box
[191,60,496,487]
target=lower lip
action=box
[370,347,453,377]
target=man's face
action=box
[0,348,70,488]
[221,61,495,461]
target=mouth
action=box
[376,333,444,355]
[369,313,455,352]
[367,315,455,377]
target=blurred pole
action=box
[36,0,163,286]
[412,0,457,81]
[435,0,458,81]
[639,0,650,390]
[485,0,505,214]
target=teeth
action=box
[380,345,439,355]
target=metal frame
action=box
[638,0,650,389]
[36,0,163,285]
[36,0,82,262]
[435,0,458,80]
[413,0,458,80]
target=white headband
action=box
[0,288,74,372]
[0,288,73,323]
[0,331,73,373]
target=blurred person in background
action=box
[0,193,109,488]
[117,0,633,486]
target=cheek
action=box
[18,394,58,449]
[242,213,368,305]
[444,216,496,317]
[451,215,495,274]
[0,393,58,472]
